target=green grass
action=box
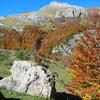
[43,59,71,93]
[0,49,71,100]
[0,87,52,100]
[40,21,54,31]
[39,7,67,17]
[0,49,35,77]
[0,26,12,30]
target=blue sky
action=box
[0,0,99,16]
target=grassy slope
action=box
[0,17,34,31]
[44,59,71,93]
[0,49,71,100]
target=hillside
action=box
[0,1,86,59]
[1,1,100,100]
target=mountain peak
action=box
[49,1,70,7]
[40,1,84,11]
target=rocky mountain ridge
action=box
[39,1,85,17]
[0,1,86,31]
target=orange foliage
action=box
[65,8,100,100]
[37,22,85,57]
[0,16,85,58]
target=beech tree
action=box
[65,8,100,100]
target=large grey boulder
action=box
[0,61,56,98]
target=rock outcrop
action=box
[0,61,56,98]
[52,33,83,56]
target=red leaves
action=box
[82,88,93,94]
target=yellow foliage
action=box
[82,94,92,100]
[67,68,76,78]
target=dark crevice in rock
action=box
[0,77,3,80]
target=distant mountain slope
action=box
[0,1,86,32]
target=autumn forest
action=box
[0,8,100,100]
